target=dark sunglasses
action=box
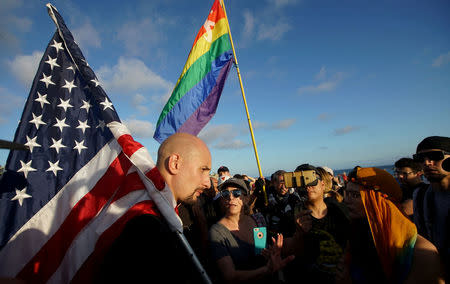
[220,189,242,199]
[413,150,450,162]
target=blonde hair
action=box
[317,167,332,193]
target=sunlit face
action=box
[273,174,288,196]
[306,179,325,202]
[344,182,366,220]
[220,186,244,216]
[176,146,212,204]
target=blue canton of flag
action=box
[0,4,182,283]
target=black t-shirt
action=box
[285,201,350,284]
[96,214,204,283]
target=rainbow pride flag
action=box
[153,0,233,143]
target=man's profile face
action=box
[177,147,212,204]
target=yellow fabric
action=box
[360,189,417,282]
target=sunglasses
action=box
[413,150,450,163]
[220,189,242,199]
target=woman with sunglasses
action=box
[337,167,444,284]
[209,178,295,283]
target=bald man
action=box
[157,133,212,204]
[97,133,212,283]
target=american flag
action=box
[0,4,182,283]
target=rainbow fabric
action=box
[360,190,417,283]
[153,0,233,143]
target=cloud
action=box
[199,124,235,144]
[0,0,32,52]
[7,51,44,87]
[257,21,291,41]
[0,86,24,124]
[298,70,346,95]
[117,17,170,56]
[123,119,154,138]
[214,139,251,149]
[267,0,300,8]
[317,113,332,121]
[333,126,360,136]
[131,94,150,115]
[72,21,101,50]
[315,66,327,81]
[96,57,173,95]
[242,11,256,39]
[271,118,296,129]
[432,51,450,67]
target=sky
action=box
[0,0,449,177]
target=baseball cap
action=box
[218,177,249,195]
[321,166,334,176]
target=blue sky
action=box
[1,0,449,177]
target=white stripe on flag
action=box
[0,140,122,277]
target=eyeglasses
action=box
[413,150,450,163]
[220,189,242,199]
[394,171,414,177]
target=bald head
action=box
[157,133,209,168]
[156,133,212,203]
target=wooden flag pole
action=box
[220,0,268,206]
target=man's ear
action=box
[167,153,181,174]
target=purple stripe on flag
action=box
[178,59,233,135]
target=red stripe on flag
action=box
[191,0,227,48]
[117,134,143,158]
[17,152,132,283]
[145,167,165,191]
[71,200,159,283]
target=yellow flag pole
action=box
[220,0,268,206]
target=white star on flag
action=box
[46,160,63,176]
[50,138,66,154]
[57,98,73,112]
[100,98,114,111]
[35,92,50,109]
[25,135,41,152]
[40,73,55,88]
[73,140,88,154]
[76,119,90,134]
[29,113,46,129]
[90,78,100,87]
[45,55,60,71]
[53,117,70,132]
[17,160,36,178]
[67,65,75,73]
[80,100,92,113]
[61,79,77,93]
[11,187,32,206]
[50,39,64,53]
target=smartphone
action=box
[253,227,267,255]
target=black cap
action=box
[417,136,450,153]
[218,178,249,195]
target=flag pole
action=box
[220,0,268,206]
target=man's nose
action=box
[423,158,434,167]
[203,177,211,189]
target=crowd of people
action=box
[1,134,447,283]
[172,135,449,283]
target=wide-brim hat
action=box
[355,167,402,202]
